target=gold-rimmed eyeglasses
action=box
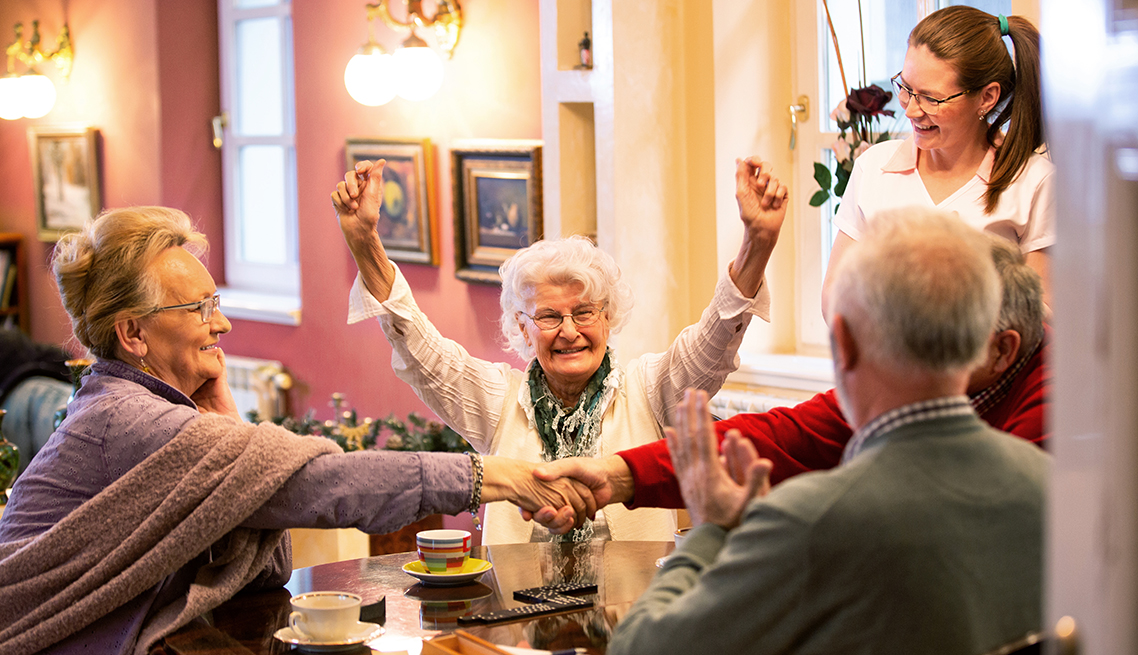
[522,304,606,331]
[890,73,974,116]
[154,295,221,323]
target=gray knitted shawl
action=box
[0,414,340,655]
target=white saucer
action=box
[402,557,493,586]
[272,621,383,651]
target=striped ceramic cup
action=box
[416,529,472,574]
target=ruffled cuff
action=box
[346,262,414,324]
[716,265,771,323]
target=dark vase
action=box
[53,358,95,430]
[0,409,18,504]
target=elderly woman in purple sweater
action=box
[0,207,594,655]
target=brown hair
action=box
[51,206,207,359]
[909,6,1043,214]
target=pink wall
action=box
[0,0,541,424]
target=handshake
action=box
[485,389,775,534]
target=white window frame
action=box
[216,0,301,325]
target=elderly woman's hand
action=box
[332,159,384,235]
[190,348,243,421]
[481,456,599,532]
[729,156,791,298]
[331,159,397,302]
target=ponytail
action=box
[985,15,1043,214]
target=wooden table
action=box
[163,541,673,654]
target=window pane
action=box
[236,17,284,136]
[238,145,288,265]
[939,0,1011,15]
[820,149,840,276]
[820,0,916,132]
[234,0,282,7]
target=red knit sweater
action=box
[620,337,1049,509]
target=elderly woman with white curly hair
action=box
[333,156,789,544]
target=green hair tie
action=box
[998,15,1010,36]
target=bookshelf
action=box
[0,234,29,334]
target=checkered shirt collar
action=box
[841,395,975,464]
[969,341,1040,416]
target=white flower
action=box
[830,99,850,124]
[831,136,852,163]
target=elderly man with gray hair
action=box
[607,208,1048,655]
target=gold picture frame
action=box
[344,137,439,265]
[28,126,102,242]
[451,140,543,284]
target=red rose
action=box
[847,84,894,118]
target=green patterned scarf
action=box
[526,349,617,541]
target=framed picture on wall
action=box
[28,126,102,242]
[344,137,439,265]
[451,140,543,284]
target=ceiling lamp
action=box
[2,20,73,121]
[344,40,397,107]
[344,0,461,106]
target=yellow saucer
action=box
[402,557,493,586]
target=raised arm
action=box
[729,157,790,298]
[332,160,396,303]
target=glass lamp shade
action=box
[394,45,444,101]
[0,76,26,120]
[20,75,57,119]
[344,48,398,107]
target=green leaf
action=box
[812,162,832,189]
[834,174,850,197]
[875,133,892,144]
[809,190,830,207]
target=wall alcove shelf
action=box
[0,234,29,334]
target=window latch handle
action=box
[211,113,228,150]
[789,96,809,150]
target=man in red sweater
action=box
[531,236,1048,515]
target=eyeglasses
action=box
[154,295,221,323]
[890,73,973,116]
[521,304,606,331]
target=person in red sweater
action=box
[530,235,1048,518]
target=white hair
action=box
[828,207,1001,374]
[498,236,633,360]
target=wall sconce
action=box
[344,0,462,106]
[1,20,73,121]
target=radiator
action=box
[225,354,291,419]
[709,388,800,420]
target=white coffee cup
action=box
[288,591,362,642]
[674,527,692,549]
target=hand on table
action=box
[666,389,772,530]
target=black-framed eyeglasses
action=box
[154,295,221,323]
[890,73,973,116]
[521,304,606,331]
